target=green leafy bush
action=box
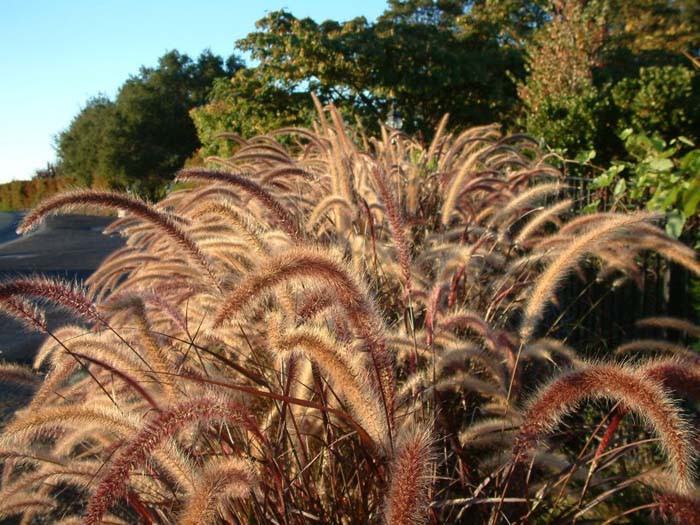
[525,86,605,153]
[590,130,700,240]
[612,65,699,140]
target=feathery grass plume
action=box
[369,167,413,299]
[234,141,291,160]
[17,190,219,289]
[434,343,505,382]
[327,156,356,235]
[459,415,522,449]
[100,292,174,393]
[424,282,447,346]
[179,458,257,525]
[489,182,563,230]
[656,490,700,524]
[110,263,203,293]
[7,109,700,522]
[177,184,246,213]
[0,462,100,500]
[176,168,301,240]
[270,323,390,448]
[637,317,700,338]
[84,396,261,525]
[520,213,658,341]
[513,198,572,247]
[294,288,335,320]
[31,325,84,368]
[204,154,242,171]
[440,139,497,227]
[306,195,355,232]
[0,276,101,325]
[523,338,580,366]
[259,165,313,186]
[553,211,619,236]
[86,253,160,297]
[214,131,249,146]
[513,362,696,495]
[0,298,48,332]
[125,290,191,337]
[632,236,700,276]
[642,358,700,402]
[54,514,130,525]
[271,127,330,152]
[214,246,395,418]
[615,339,694,358]
[436,310,507,366]
[0,495,56,522]
[437,124,500,173]
[190,200,269,254]
[0,362,39,388]
[28,358,80,410]
[434,372,505,399]
[383,424,434,525]
[1,404,140,443]
[397,370,508,405]
[426,113,450,161]
[71,351,161,410]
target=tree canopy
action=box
[55,50,240,198]
[41,0,700,205]
[194,1,529,156]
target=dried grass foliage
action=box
[1,104,699,523]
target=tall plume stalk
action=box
[514,362,696,495]
[1,105,699,524]
[18,190,220,289]
[384,425,434,525]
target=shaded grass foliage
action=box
[1,104,700,523]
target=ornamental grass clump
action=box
[1,100,700,523]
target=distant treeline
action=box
[0,174,76,211]
[3,0,698,209]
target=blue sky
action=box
[0,0,387,183]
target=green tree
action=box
[518,0,700,159]
[56,50,239,198]
[55,96,117,187]
[372,1,526,131]
[197,1,528,146]
[109,50,236,197]
[518,0,608,153]
[612,65,699,140]
[191,68,314,159]
[605,0,700,59]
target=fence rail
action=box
[547,177,698,350]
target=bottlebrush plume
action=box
[656,490,700,524]
[520,213,657,341]
[642,357,700,402]
[84,396,261,525]
[270,323,390,449]
[17,190,219,288]
[383,424,435,525]
[636,317,700,338]
[180,458,257,525]
[214,245,395,418]
[514,362,696,495]
[0,363,39,388]
[176,168,301,240]
[514,198,572,246]
[3,111,699,524]
[369,167,413,299]
[0,276,101,325]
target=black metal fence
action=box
[549,177,699,351]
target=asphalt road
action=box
[0,213,124,364]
